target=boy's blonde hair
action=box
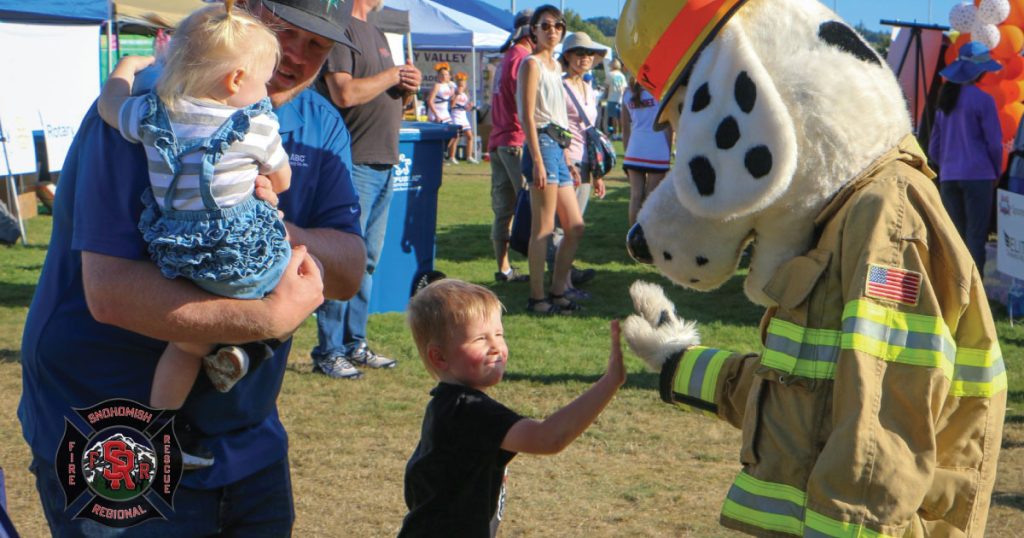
[407,279,504,378]
[157,0,280,105]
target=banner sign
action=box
[997,189,1024,280]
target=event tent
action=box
[0,0,107,23]
[388,0,508,50]
[440,0,512,31]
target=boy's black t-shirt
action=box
[399,382,524,537]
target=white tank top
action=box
[517,55,569,130]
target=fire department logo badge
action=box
[56,399,183,528]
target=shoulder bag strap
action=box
[563,81,593,129]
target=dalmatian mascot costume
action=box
[616,0,1006,536]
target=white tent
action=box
[388,0,508,155]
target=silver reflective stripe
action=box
[954,360,1006,383]
[842,316,956,363]
[764,333,840,365]
[726,483,804,521]
[687,348,719,397]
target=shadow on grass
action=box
[0,282,37,308]
[992,492,1024,512]
[504,370,660,391]
[0,348,21,363]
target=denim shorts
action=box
[522,132,572,187]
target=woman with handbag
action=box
[556,32,607,299]
[517,5,583,315]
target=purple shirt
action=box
[928,84,1003,181]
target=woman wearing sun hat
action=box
[928,40,1004,272]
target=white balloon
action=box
[974,23,1002,50]
[978,0,1011,25]
[949,2,978,33]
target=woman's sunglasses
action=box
[535,21,566,32]
[572,50,598,57]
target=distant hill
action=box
[586,16,617,39]
[855,23,893,57]
[565,10,613,46]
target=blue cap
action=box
[940,41,1003,84]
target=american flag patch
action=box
[865,264,921,306]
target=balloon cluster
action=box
[947,0,1024,140]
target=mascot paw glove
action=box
[622,281,700,371]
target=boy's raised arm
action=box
[97,55,156,128]
[501,321,626,455]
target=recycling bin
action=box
[369,122,458,313]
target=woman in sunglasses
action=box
[517,4,583,315]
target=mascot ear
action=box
[671,24,798,219]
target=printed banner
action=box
[997,189,1024,280]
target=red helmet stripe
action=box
[639,0,744,99]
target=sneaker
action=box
[495,266,529,283]
[348,344,397,369]
[313,354,364,379]
[173,418,215,470]
[467,157,481,164]
[203,346,250,393]
[570,266,596,287]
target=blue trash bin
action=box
[369,122,458,313]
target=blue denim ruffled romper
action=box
[136,94,291,300]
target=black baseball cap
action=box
[500,9,534,53]
[261,0,355,47]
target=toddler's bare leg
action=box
[151,342,215,410]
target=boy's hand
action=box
[606,320,626,387]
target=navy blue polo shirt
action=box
[18,89,360,489]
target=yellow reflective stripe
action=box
[841,300,955,377]
[672,347,729,417]
[763,319,841,379]
[804,509,897,538]
[721,472,805,536]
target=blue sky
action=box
[478,1,968,33]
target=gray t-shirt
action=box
[316,17,402,165]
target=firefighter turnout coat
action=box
[659,137,1006,537]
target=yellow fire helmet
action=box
[616,0,751,127]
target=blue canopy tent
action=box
[0,0,108,23]
[441,0,513,31]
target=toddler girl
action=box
[97,0,299,468]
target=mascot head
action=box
[620,0,912,306]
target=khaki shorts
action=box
[490,146,525,242]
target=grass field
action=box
[1,160,1022,537]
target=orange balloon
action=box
[1000,102,1024,140]
[1017,79,1024,99]
[1003,54,1024,79]
[1008,2,1024,27]
[994,25,1024,58]
[999,79,1022,104]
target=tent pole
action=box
[0,116,27,246]
[106,15,114,75]
[407,32,420,120]
[472,45,479,160]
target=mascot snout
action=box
[626,224,652,264]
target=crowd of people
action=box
[13,0,1017,535]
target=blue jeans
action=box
[522,132,572,187]
[32,455,293,537]
[940,179,995,271]
[313,164,395,359]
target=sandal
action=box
[527,297,562,315]
[548,293,583,313]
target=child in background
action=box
[400,279,625,537]
[97,0,308,468]
[450,72,479,164]
[622,77,673,226]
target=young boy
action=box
[401,279,625,537]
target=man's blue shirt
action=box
[19,89,360,489]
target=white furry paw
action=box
[623,281,701,371]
